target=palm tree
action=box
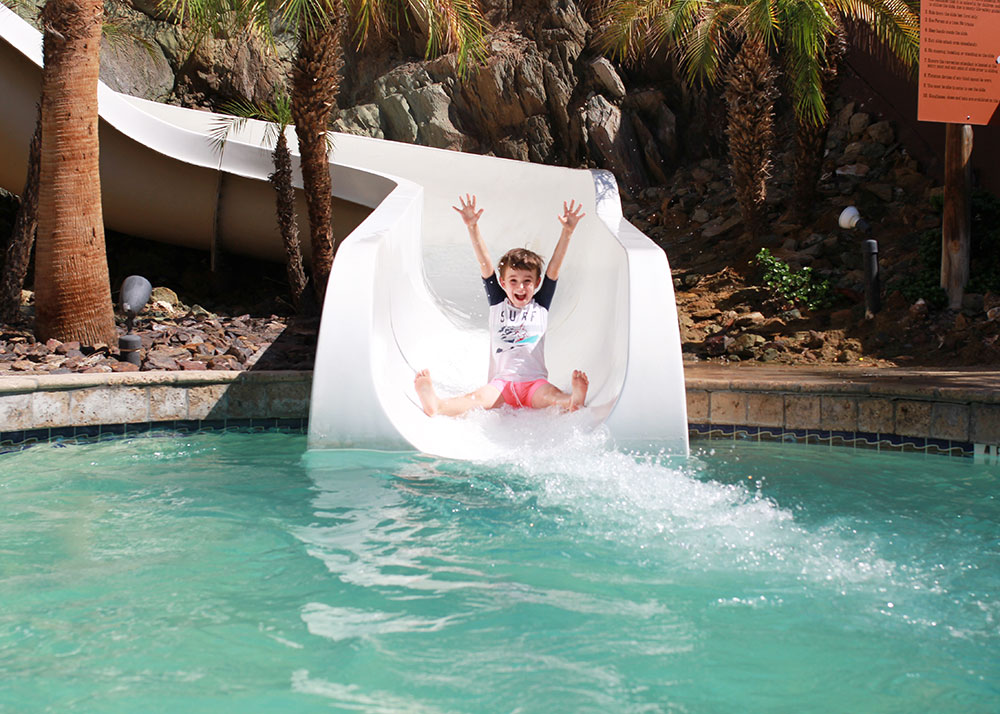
[33,0,117,344]
[164,0,490,303]
[724,37,777,236]
[211,91,309,312]
[594,0,919,229]
[288,2,344,303]
[791,22,844,221]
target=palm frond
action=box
[210,88,294,153]
[417,0,491,76]
[101,17,159,60]
[831,0,919,66]
[777,0,835,125]
[347,0,490,77]
[347,0,398,48]
[279,0,343,38]
[734,0,780,48]
[648,0,704,59]
[158,0,280,52]
[679,4,732,85]
[593,0,677,63]
[209,99,258,156]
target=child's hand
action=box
[452,194,484,227]
[559,200,585,231]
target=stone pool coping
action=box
[2,365,1000,458]
[0,371,312,443]
[685,364,1000,458]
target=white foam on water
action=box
[291,669,451,713]
[300,602,460,642]
[458,413,900,588]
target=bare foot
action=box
[569,370,588,411]
[414,369,440,416]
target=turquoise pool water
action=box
[1,429,997,713]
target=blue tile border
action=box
[1,418,976,459]
[0,418,309,454]
[689,423,975,458]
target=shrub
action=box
[755,248,833,310]
[890,189,1000,306]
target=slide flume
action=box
[0,5,688,459]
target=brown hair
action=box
[497,248,544,281]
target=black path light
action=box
[118,275,152,365]
[839,207,879,318]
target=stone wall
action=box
[685,366,1000,458]
[0,370,311,432]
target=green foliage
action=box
[158,0,491,77]
[593,0,919,127]
[889,189,1000,307]
[755,247,833,310]
[968,189,1000,294]
[888,233,948,308]
[209,90,294,155]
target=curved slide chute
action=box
[0,4,687,459]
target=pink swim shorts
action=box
[489,378,549,409]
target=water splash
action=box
[432,414,902,589]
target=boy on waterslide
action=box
[415,194,589,416]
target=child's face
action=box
[500,267,539,308]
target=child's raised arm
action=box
[545,200,585,280]
[453,194,494,279]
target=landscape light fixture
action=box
[838,205,870,233]
[118,275,152,365]
[838,207,879,318]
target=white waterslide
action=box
[0,4,688,459]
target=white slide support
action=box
[1,5,688,460]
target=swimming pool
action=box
[1,426,997,712]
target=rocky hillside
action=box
[4,0,1000,371]
[635,97,1000,368]
[9,0,684,197]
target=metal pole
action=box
[862,239,880,319]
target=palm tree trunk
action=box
[34,0,116,345]
[269,130,307,312]
[792,26,847,222]
[1,107,41,324]
[291,7,345,305]
[725,39,778,239]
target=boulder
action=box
[128,0,176,22]
[702,215,742,239]
[735,312,766,328]
[836,163,870,178]
[332,104,385,139]
[589,57,626,99]
[175,36,283,107]
[582,95,646,196]
[374,68,466,150]
[100,35,174,102]
[729,333,765,357]
[378,94,419,144]
[150,286,179,305]
[624,90,676,144]
[848,112,871,136]
[865,120,895,145]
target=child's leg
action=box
[415,369,504,417]
[530,370,588,412]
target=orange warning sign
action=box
[918,0,1000,125]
